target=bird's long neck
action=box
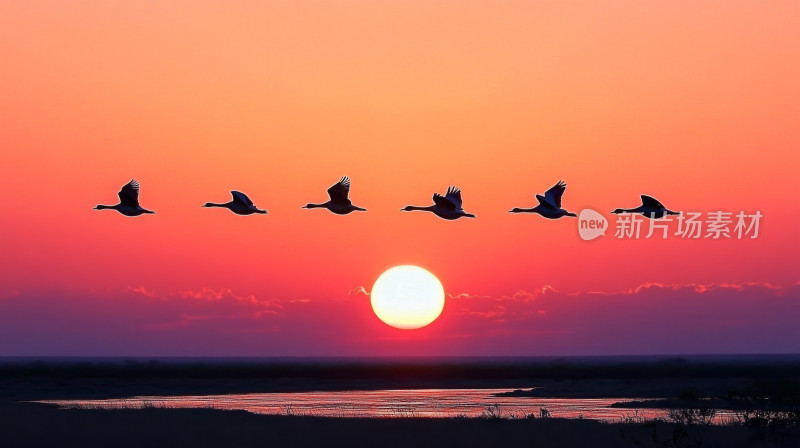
[141,209,155,214]
[203,202,226,207]
[94,204,115,210]
[405,205,434,211]
[518,207,539,213]
[304,203,327,209]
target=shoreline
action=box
[2,401,797,448]
[3,358,799,401]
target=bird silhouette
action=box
[202,191,267,215]
[303,176,367,214]
[401,186,476,220]
[611,195,680,219]
[94,179,155,216]
[509,181,577,219]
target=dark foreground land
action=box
[2,356,800,447]
[2,401,799,448]
[3,355,800,400]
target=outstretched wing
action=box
[327,176,352,206]
[433,186,463,211]
[541,181,566,209]
[445,186,464,209]
[230,190,254,206]
[118,179,140,207]
[432,193,454,210]
[640,195,665,209]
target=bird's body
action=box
[94,179,155,216]
[203,191,267,215]
[611,195,679,219]
[509,181,577,219]
[514,204,575,219]
[304,201,361,215]
[402,186,476,220]
[303,176,366,214]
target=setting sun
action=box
[370,266,445,330]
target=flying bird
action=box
[509,180,577,219]
[611,195,680,219]
[93,179,155,216]
[303,176,367,214]
[401,186,476,220]
[202,191,267,215]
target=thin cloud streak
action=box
[0,281,797,356]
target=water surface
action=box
[38,388,740,422]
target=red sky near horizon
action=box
[1,1,798,356]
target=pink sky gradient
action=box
[0,1,798,356]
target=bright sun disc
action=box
[370,265,445,330]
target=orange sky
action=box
[0,1,798,355]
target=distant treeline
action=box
[2,358,800,381]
